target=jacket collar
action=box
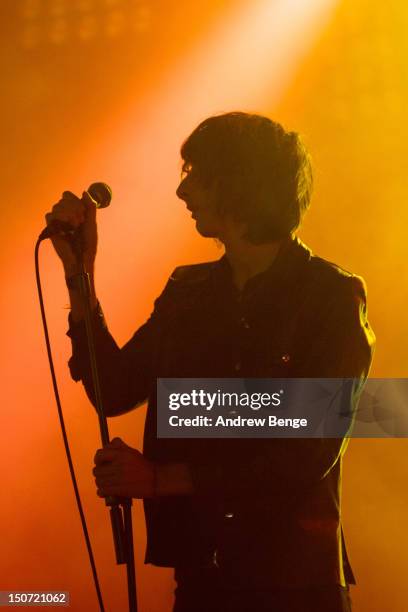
[213,236,312,298]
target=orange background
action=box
[1,1,407,610]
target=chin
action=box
[196,226,218,238]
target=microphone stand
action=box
[70,232,138,612]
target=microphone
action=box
[39,182,112,241]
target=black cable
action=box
[35,237,105,612]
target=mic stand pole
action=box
[70,233,137,612]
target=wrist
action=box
[64,259,94,277]
[63,262,80,278]
[65,266,94,282]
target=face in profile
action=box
[176,163,244,241]
[176,163,221,238]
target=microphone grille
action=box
[88,182,112,208]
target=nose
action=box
[176,175,188,201]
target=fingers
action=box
[82,190,97,219]
[94,470,121,498]
[80,191,98,262]
[93,438,129,464]
[93,443,126,497]
[45,191,85,229]
[45,189,98,270]
[92,441,153,499]
[94,448,118,465]
[62,190,79,200]
[93,465,116,476]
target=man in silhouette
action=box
[47,112,374,611]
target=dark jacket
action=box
[67,236,375,588]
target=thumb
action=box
[109,437,128,449]
[82,191,97,220]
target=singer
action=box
[46,112,375,612]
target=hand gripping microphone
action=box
[39,182,112,241]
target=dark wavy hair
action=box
[180,112,313,244]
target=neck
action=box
[223,234,284,291]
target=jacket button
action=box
[281,354,290,363]
[234,361,241,371]
[224,512,234,518]
[240,317,250,329]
